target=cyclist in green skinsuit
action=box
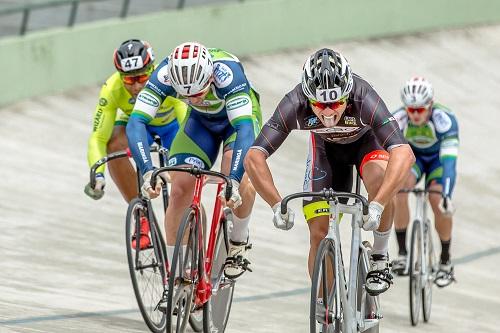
[85,39,186,201]
[127,42,262,279]
[84,39,187,249]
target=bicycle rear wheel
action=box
[422,221,434,322]
[409,220,422,326]
[310,238,342,333]
[126,198,167,333]
[203,216,235,332]
[166,207,201,333]
[356,242,379,333]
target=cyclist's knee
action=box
[309,219,328,246]
[169,174,195,203]
[362,166,385,196]
[395,192,409,205]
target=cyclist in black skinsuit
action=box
[244,48,415,295]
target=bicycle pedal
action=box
[241,259,253,272]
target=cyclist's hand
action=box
[439,196,455,217]
[272,202,295,230]
[220,179,242,209]
[84,173,105,200]
[141,170,163,199]
[362,201,384,231]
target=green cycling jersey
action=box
[87,71,187,174]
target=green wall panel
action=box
[1,0,499,106]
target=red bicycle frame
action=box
[186,176,227,306]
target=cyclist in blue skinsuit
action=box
[126,42,262,280]
[391,77,459,283]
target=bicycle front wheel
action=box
[310,238,342,333]
[203,217,235,332]
[356,242,379,333]
[409,220,422,326]
[166,207,201,333]
[422,221,434,322]
[126,198,167,333]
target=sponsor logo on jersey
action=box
[213,63,233,88]
[303,155,328,192]
[232,149,242,172]
[315,208,330,214]
[185,157,205,169]
[304,115,320,128]
[432,109,452,133]
[344,116,357,126]
[99,98,108,106]
[138,92,160,107]
[312,126,359,134]
[266,119,281,131]
[137,142,149,163]
[93,109,103,131]
[226,83,247,96]
[226,95,250,111]
[168,157,177,166]
[148,82,165,97]
[157,65,171,85]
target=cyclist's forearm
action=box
[88,106,115,172]
[229,119,256,182]
[441,157,457,197]
[244,149,282,207]
[87,134,108,174]
[374,144,415,206]
[126,115,153,175]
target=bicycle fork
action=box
[328,201,362,333]
[415,193,429,287]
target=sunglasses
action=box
[406,106,428,114]
[183,79,213,98]
[122,73,150,85]
[309,97,347,110]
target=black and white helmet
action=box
[401,77,434,107]
[167,42,214,96]
[302,48,353,102]
[113,39,154,74]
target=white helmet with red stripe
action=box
[167,42,214,96]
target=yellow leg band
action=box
[303,201,344,223]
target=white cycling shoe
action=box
[391,254,408,276]
[224,239,252,279]
[435,261,456,288]
[365,254,393,296]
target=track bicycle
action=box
[281,176,381,333]
[88,142,202,333]
[150,166,236,333]
[398,188,455,326]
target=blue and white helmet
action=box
[401,77,434,108]
[301,48,353,102]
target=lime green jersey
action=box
[87,71,187,173]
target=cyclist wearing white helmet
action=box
[245,48,415,296]
[392,77,459,283]
[127,42,262,280]
[85,39,187,249]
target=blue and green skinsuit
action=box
[126,48,262,183]
[393,103,459,197]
